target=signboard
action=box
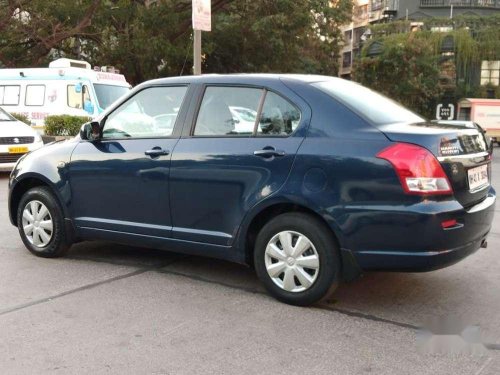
[192,0,211,31]
[436,103,455,120]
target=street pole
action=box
[193,29,202,75]
[450,4,453,19]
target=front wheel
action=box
[254,213,341,306]
[17,187,70,258]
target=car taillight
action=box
[377,143,452,195]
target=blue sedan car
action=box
[8,75,495,305]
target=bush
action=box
[11,112,31,125]
[44,115,92,136]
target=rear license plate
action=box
[467,164,489,191]
[8,147,28,154]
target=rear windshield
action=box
[312,80,424,126]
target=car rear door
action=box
[169,83,310,246]
[68,85,191,238]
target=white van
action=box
[0,58,131,129]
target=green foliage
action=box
[0,0,353,84]
[354,34,442,118]
[44,115,91,136]
[204,0,353,75]
[475,85,500,99]
[355,14,500,117]
[0,0,101,67]
[10,112,31,125]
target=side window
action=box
[102,86,187,139]
[0,85,21,105]
[193,87,263,136]
[25,85,46,106]
[67,84,90,109]
[257,92,301,136]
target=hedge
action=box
[44,115,92,136]
[11,112,31,125]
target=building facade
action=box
[390,0,500,20]
[339,0,500,78]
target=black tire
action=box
[17,186,70,258]
[254,212,341,306]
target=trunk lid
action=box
[378,121,492,208]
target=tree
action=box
[204,0,353,74]
[0,0,353,84]
[353,33,443,119]
[0,0,101,67]
[353,15,500,118]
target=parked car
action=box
[0,107,44,172]
[8,75,495,306]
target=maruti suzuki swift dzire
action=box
[8,75,495,305]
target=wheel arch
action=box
[9,174,69,227]
[238,199,344,266]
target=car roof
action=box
[140,73,339,87]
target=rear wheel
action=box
[254,212,340,306]
[17,187,70,258]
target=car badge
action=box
[13,138,20,144]
[451,164,459,175]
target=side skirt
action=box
[76,226,246,264]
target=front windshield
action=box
[312,80,425,126]
[0,107,15,121]
[93,84,130,110]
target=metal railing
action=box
[370,0,399,11]
[420,0,500,8]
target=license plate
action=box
[8,147,28,154]
[467,164,489,191]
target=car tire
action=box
[17,187,70,258]
[254,212,341,306]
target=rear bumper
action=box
[347,190,496,272]
[352,234,488,272]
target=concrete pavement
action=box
[1,152,500,374]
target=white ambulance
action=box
[0,58,131,129]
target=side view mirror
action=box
[80,121,101,141]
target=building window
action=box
[344,30,352,42]
[342,52,352,68]
[481,61,500,86]
[371,0,383,11]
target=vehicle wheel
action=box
[254,212,341,306]
[17,187,70,258]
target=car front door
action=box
[169,84,309,246]
[68,85,190,238]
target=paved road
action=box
[1,152,500,374]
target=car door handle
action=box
[145,147,170,157]
[254,147,286,158]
